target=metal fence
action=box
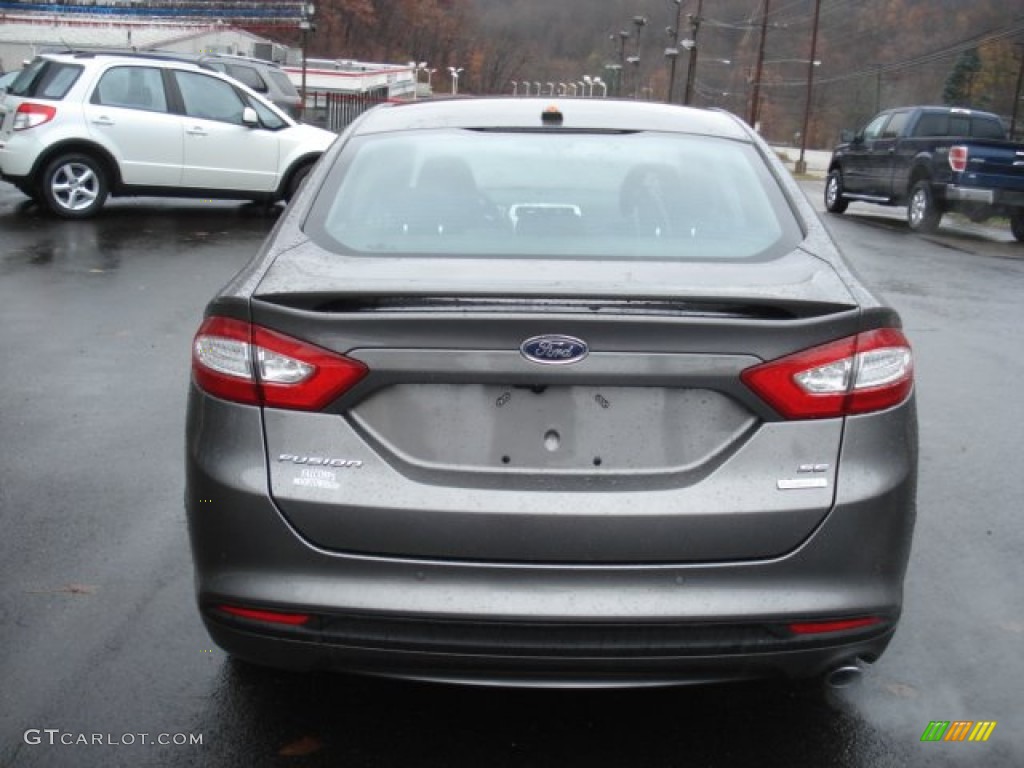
[304,87,393,132]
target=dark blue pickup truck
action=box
[825,106,1024,241]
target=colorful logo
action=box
[921,721,997,742]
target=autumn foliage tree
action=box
[264,0,1021,144]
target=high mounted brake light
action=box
[741,329,913,419]
[191,316,368,410]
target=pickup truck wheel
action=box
[907,180,941,233]
[41,153,109,219]
[824,170,848,213]
[1010,211,1024,243]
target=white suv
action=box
[0,52,335,218]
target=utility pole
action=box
[1011,44,1024,140]
[795,0,821,175]
[665,0,685,104]
[683,0,704,106]
[748,0,770,127]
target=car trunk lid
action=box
[254,247,862,564]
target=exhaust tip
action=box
[826,664,863,689]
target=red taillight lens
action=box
[192,316,368,410]
[949,145,968,173]
[217,604,311,626]
[13,102,57,131]
[789,617,882,635]
[741,328,913,419]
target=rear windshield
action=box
[223,63,267,92]
[267,69,300,98]
[8,58,82,100]
[306,129,802,262]
[914,112,1006,140]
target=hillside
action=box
[303,0,1022,145]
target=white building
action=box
[0,13,287,72]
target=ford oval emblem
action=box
[520,335,589,365]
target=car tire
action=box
[41,153,109,219]
[824,169,848,214]
[15,182,40,202]
[1010,211,1024,243]
[283,162,314,203]
[906,180,941,234]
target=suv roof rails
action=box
[37,47,203,66]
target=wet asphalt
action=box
[0,186,1021,768]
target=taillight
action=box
[13,102,57,131]
[191,316,368,410]
[949,145,968,173]
[741,328,913,419]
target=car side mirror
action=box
[241,107,259,127]
[840,129,855,143]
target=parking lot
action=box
[1,183,1022,768]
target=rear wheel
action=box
[907,180,941,233]
[41,153,109,219]
[1010,210,1024,243]
[824,170,848,214]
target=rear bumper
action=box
[204,613,896,686]
[185,388,917,686]
[0,132,41,179]
[942,184,1024,209]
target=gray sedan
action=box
[186,97,917,688]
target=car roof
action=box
[198,52,286,68]
[351,97,753,139]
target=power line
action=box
[814,18,1024,87]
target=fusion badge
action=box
[521,335,589,366]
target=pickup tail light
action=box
[741,328,913,419]
[13,102,57,131]
[949,145,968,173]
[192,316,368,410]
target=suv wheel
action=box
[824,170,848,214]
[41,153,109,219]
[907,180,941,233]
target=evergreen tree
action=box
[943,48,982,106]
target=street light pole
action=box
[609,30,630,97]
[448,66,463,95]
[631,15,647,99]
[796,0,821,175]
[299,3,315,119]
[407,60,426,100]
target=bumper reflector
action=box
[217,604,311,626]
[788,617,883,635]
